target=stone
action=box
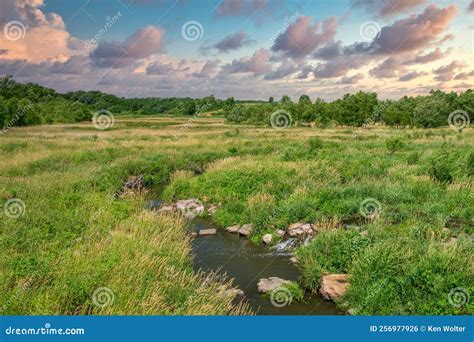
[226,225,241,233]
[199,229,217,236]
[288,228,304,237]
[176,198,204,219]
[262,234,273,244]
[288,222,304,230]
[190,232,198,238]
[319,274,349,301]
[257,277,290,293]
[276,229,285,237]
[301,224,313,234]
[289,256,298,264]
[218,285,244,298]
[239,224,253,237]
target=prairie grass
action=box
[0,117,472,315]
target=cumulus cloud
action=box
[433,60,466,81]
[90,26,165,68]
[338,73,364,84]
[146,61,174,75]
[221,48,272,75]
[469,0,474,12]
[352,0,426,17]
[192,59,221,78]
[272,16,337,59]
[0,0,82,63]
[370,5,458,54]
[398,70,427,82]
[454,72,469,80]
[263,61,299,80]
[213,31,254,53]
[403,48,451,65]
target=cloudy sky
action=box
[0,0,472,100]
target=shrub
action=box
[385,137,406,154]
[428,154,454,184]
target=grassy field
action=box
[1,117,473,315]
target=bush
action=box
[429,154,454,183]
[385,137,406,154]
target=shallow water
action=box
[190,218,343,315]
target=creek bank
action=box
[148,198,347,314]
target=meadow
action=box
[0,116,472,315]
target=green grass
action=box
[0,117,472,315]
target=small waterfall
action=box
[272,238,298,253]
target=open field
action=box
[1,117,473,315]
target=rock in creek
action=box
[226,225,241,233]
[218,285,245,298]
[319,274,349,301]
[257,277,290,293]
[289,256,298,264]
[276,229,285,237]
[176,198,204,219]
[238,224,253,237]
[199,229,217,236]
[207,204,219,215]
[288,222,315,238]
[262,234,273,245]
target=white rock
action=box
[199,229,217,236]
[239,224,253,237]
[262,234,273,244]
[276,229,285,237]
[319,274,349,301]
[257,277,290,293]
[289,257,298,264]
[226,225,240,233]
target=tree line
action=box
[225,90,473,128]
[1,76,472,129]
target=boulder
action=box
[319,274,349,300]
[288,222,304,230]
[301,224,313,234]
[262,234,273,245]
[199,229,217,236]
[176,198,204,219]
[257,277,290,293]
[288,228,304,237]
[276,229,285,237]
[218,285,244,298]
[226,225,241,233]
[239,224,253,237]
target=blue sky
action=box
[0,0,472,99]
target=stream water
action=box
[190,217,342,315]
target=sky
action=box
[0,0,473,100]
